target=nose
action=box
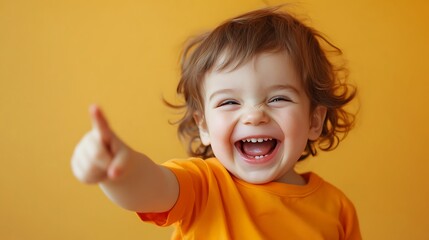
[241,106,270,126]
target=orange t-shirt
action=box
[138,158,361,240]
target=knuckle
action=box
[72,155,107,184]
[71,131,110,184]
[81,164,106,184]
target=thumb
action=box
[89,104,112,150]
[107,147,132,180]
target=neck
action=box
[276,170,307,185]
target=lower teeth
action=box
[254,155,268,159]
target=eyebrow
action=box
[208,89,235,102]
[268,84,301,95]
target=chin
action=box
[237,173,275,184]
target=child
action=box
[71,6,361,240]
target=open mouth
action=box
[234,137,278,161]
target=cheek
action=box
[276,110,311,138]
[206,115,233,142]
[205,112,236,152]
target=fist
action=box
[71,105,130,184]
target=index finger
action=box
[89,104,111,146]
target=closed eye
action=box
[218,100,239,107]
[269,96,292,103]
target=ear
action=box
[193,112,211,146]
[308,106,327,141]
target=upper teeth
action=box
[242,138,272,143]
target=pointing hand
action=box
[71,105,131,184]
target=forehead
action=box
[203,51,302,94]
[208,50,299,79]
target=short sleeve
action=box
[340,196,362,240]
[137,160,196,226]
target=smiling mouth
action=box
[235,138,278,160]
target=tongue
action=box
[242,140,276,156]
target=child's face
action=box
[195,51,326,184]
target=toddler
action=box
[72,6,361,239]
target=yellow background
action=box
[1,0,428,239]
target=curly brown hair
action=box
[167,6,356,160]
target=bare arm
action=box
[71,105,178,213]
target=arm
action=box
[71,105,179,213]
[340,196,362,240]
